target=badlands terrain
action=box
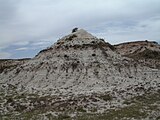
[0,29,160,120]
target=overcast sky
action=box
[0,0,160,59]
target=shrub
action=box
[64,55,69,58]
[7,98,13,103]
[99,94,112,101]
[58,114,70,119]
[72,28,78,33]
[92,53,96,56]
[71,63,78,70]
[77,107,86,112]
[66,34,77,41]
[99,38,105,41]
[91,41,95,44]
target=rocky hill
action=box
[0,29,160,120]
[115,41,160,69]
[114,40,160,59]
[0,58,30,73]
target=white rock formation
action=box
[0,29,159,95]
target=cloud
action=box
[31,40,51,46]
[13,41,29,46]
[0,0,160,58]
[0,52,11,59]
[15,47,28,51]
[0,0,18,24]
[92,16,160,44]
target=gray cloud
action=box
[0,51,11,58]
[15,47,28,51]
[0,0,18,24]
[92,16,160,44]
[0,0,160,58]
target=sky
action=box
[0,0,160,59]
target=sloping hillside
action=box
[0,29,160,119]
[115,41,160,69]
